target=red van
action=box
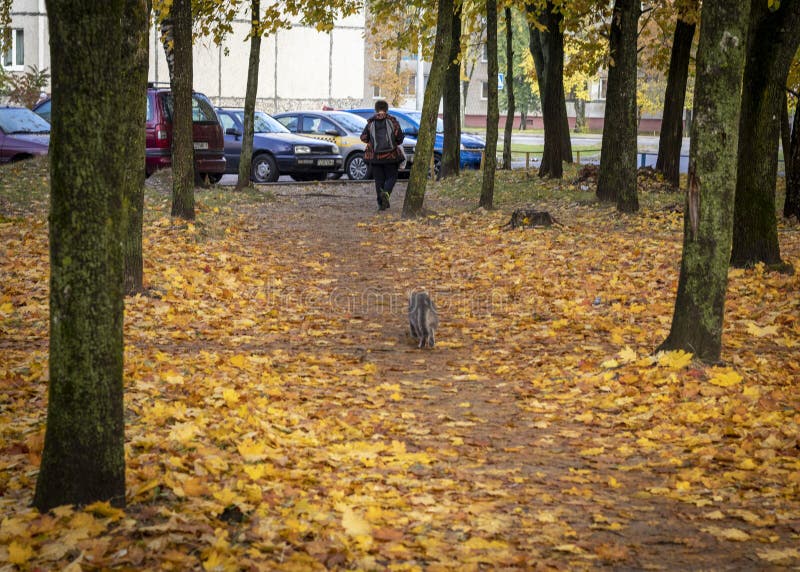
[145,85,226,181]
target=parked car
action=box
[145,85,226,181]
[0,106,50,164]
[215,108,342,183]
[273,110,415,181]
[345,108,485,175]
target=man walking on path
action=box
[361,100,405,210]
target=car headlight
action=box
[295,145,311,154]
[331,144,340,154]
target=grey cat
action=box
[408,291,439,348]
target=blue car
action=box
[345,108,485,174]
[216,108,342,183]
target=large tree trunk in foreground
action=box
[659,0,750,364]
[170,0,195,220]
[402,0,453,217]
[655,10,696,189]
[441,4,462,179]
[785,97,800,219]
[35,0,147,511]
[236,0,262,190]
[502,7,515,170]
[731,0,800,268]
[479,0,499,208]
[123,0,150,295]
[597,0,640,213]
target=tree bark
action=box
[731,0,800,268]
[538,2,564,179]
[34,0,146,511]
[236,0,262,191]
[785,95,800,219]
[480,0,499,209]
[402,0,453,217]
[441,3,462,179]
[170,0,195,220]
[573,96,586,132]
[659,0,750,364]
[502,6,515,170]
[596,0,640,213]
[655,12,696,189]
[123,0,150,295]
[781,92,792,184]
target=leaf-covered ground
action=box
[1,161,799,570]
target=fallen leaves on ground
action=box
[0,177,798,570]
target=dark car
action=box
[146,86,226,181]
[215,108,342,183]
[273,110,415,181]
[0,106,50,163]
[346,108,484,174]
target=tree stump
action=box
[503,208,557,229]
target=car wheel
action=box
[346,152,371,181]
[251,154,279,183]
[433,154,442,179]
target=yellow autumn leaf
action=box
[169,422,200,444]
[8,542,34,565]
[738,458,758,471]
[618,346,637,363]
[229,354,248,368]
[342,507,372,537]
[221,388,240,406]
[84,501,125,521]
[580,447,605,457]
[757,548,800,563]
[237,440,268,462]
[746,322,779,337]
[658,350,693,370]
[601,358,619,369]
[708,369,742,387]
[703,526,751,542]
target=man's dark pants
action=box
[372,162,399,208]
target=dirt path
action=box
[240,181,786,570]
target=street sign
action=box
[498,73,504,91]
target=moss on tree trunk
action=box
[502,7,515,171]
[655,12,695,189]
[170,0,195,220]
[402,0,453,217]
[659,0,749,364]
[597,0,640,213]
[479,0,499,209]
[34,0,147,511]
[785,100,800,219]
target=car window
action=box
[0,108,51,134]
[394,115,417,134]
[302,116,337,135]
[161,93,218,123]
[218,112,237,131]
[34,100,52,122]
[276,116,297,131]
[146,96,153,122]
[405,111,444,133]
[250,112,290,134]
[330,112,366,133]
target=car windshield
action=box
[0,108,51,134]
[162,94,219,123]
[404,111,444,133]
[234,111,290,134]
[329,112,367,133]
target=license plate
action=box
[193,141,208,150]
[298,159,313,165]
[317,159,334,166]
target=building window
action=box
[404,74,416,96]
[481,43,488,63]
[372,85,382,99]
[2,29,25,71]
[598,77,608,100]
[481,81,489,100]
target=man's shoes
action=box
[380,191,390,210]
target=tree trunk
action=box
[538,2,564,179]
[441,3,462,179]
[659,0,750,364]
[159,18,175,86]
[527,2,571,173]
[34,0,146,511]
[502,6,515,171]
[573,97,586,132]
[596,0,640,213]
[781,91,792,184]
[785,95,800,219]
[480,0,499,209]
[655,11,696,188]
[731,0,800,268]
[123,0,150,295]
[236,0,262,191]
[170,0,195,220]
[402,0,453,217]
